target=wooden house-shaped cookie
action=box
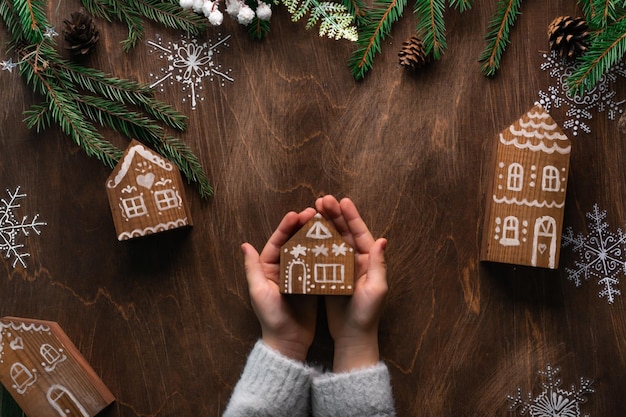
[481,105,571,269]
[0,317,115,417]
[106,140,192,240]
[280,214,354,295]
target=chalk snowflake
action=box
[147,33,234,110]
[536,51,626,136]
[0,187,46,268]
[508,364,594,417]
[561,204,626,304]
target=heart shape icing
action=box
[136,173,155,189]
[538,243,547,254]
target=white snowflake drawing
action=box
[561,204,626,304]
[147,33,234,110]
[0,187,46,268]
[290,244,308,258]
[536,51,626,136]
[508,364,594,417]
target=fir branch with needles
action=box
[2,0,213,198]
[567,18,626,95]
[479,0,523,77]
[414,0,447,59]
[348,0,406,79]
[79,0,207,51]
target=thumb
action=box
[241,243,265,292]
[366,238,388,291]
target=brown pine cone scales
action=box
[63,9,100,56]
[548,16,589,59]
[398,35,430,70]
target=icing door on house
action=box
[287,260,308,294]
[532,216,557,268]
[47,385,90,417]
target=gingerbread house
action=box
[280,214,355,295]
[481,105,571,269]
[106,140,192,240]
[0,317,114,417]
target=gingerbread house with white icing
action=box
[106,140,192,241]
[481,105,571,269]
[0,317,114,417]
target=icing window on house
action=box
[40,344,61,364]
[122,196,147,218]
[541,165,561,192]
[154,189,179,211]
[314,264,345,284]
[500,216,520,246]
[507,163,524,191]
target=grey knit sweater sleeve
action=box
[222,340,312,417]
[312,363,396,417]
[223,340,396,417]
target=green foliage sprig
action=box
[1,0,213,198]
[479,0,523,77]
[282,0,358,40]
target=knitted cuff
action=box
[224,340,312,417]
[311,362,396,417]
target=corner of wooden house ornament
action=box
[105,139,193,241]
[279,213,355,295]
[0,316,115,417]
[480,104,571,269]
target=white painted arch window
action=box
[40,343,61,364]
[507,163,524,191]
[542,165,561,192]
[499,216,520,246]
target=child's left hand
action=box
[241,207,318,362]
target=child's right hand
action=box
[315,195,389,372]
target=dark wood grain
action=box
[1,0,626,416]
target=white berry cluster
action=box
[180,0,272,26]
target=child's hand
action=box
[315,196,388,372]
[242,208,318,362]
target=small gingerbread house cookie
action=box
[481,105,571,269]
[0,317,115,417]
[106,140,192,240]
[280,214,355,295]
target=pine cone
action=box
[548,16,589,59]
[398,35,430,70]
[63,9,100,56]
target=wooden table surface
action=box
[1,0,625,415]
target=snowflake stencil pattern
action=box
[562,204,626,304]
[536,51,626,136]
[508,364,594,417]
[147,33,233,110]
[0,187,46,268]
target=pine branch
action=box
[590,0,617,27]
[0,0,24,41]
[578,0,599,28]
[479,0,522,77]
[348,0,406,79]
[567,19,626,94]
[11,0,48,43]
[281,0,358,41]
[99,0,145,51]
[20,60,123,167]
[341,0,368,24]
[54,61,187,131]
[247,17,271,39]
[414,0,447,59]
[449,0,471,13]
[133,0,207,35]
